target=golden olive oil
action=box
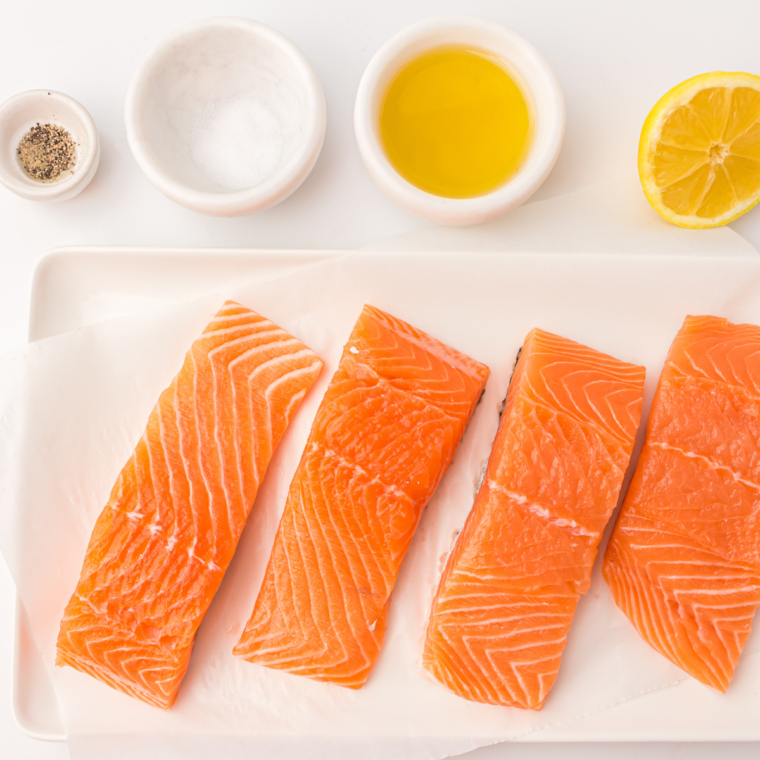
[379,46,532,198]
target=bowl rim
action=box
[0,89,100,201]
[124,16,326,217]
[354,15,566,226]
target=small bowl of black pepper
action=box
[0,90,99,202]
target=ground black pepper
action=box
[17,123,76,182]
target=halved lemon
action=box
[639,71,760,228]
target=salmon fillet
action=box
[233,305,490,688]
[56,301,323,708]
[604,315,760,692]
[423,328,646,710]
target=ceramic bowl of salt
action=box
[125,17,326,217]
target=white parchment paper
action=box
[2,183,760,758]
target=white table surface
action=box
[2,1,760,757]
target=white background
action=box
[1,0,760,757]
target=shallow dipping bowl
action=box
[125,17,326,217]
[0,90,99,203]
[355,16,565,226]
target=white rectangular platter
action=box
[13,246,760,746]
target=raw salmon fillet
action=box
[233,305,490,688]
[56,301,323,708]
[604,315,760,692]
[423,328,646,710]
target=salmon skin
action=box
[604,315,760,693]
[56,301,324,709]
[233,305,490,688]
[423,328,645,710]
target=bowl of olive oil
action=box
[354,16,565,226]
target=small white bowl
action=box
[0,90,100,203]
[125,17,326,217]
[354,16,565,226]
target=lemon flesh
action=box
[639,72,760,228]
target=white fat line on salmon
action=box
[187,545,221,572]
[529,371,631,449]
[621,526,752,560]
[126,510,143,521]
[650,441,760,492]
[692,621,733,680]
[284,386,308,419]
[667,357,760,404]
[245,358,320,497]
[230,340,318,495]
[348,362,465,424]
[671,583,760,596]
[369,308,486,377]
[487,483,597,537]
[441,619,569,638]
[261,361,321,423]
[166,536,178,550]
[231,339,309,372]
[349,346,359,354]
[311,443,410,501]
[209,309,267,323]
[204,323,285,343]
[629,553,746,572]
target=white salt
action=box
[191,96,283,190]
